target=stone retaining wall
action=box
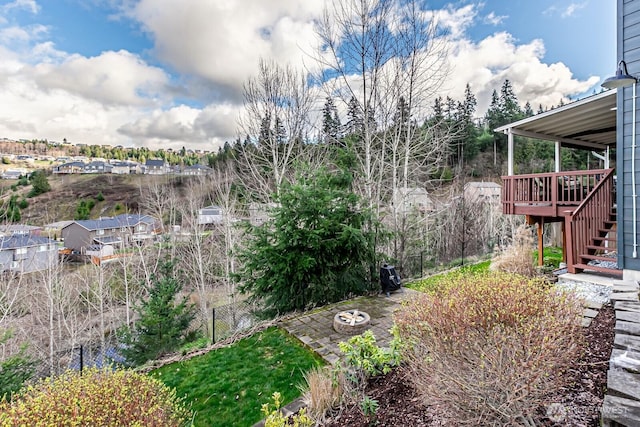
[601,280,640,426]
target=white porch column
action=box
[555,141,561,173]
[507,129,514,176]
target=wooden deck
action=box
[502,169,611,219]
[502,168,620,276]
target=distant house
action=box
[0,224,42,236]
[198,205,224,225]
[61,214,160,253]
[111,161,142,175]
[182,164,212,176]
[144,159,170,175]
[83,161,113,174]
[53,161,85,174]
[1,169,27,180]
[0,235,58,273]
[392,187,435,215]
[463,181,502,203]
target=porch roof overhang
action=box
[494,89,617,151]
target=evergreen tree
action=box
[237,166,377,317]
[118,261,197,366]
[28,170,51,197]
[258,113,272,145]
[523,102,534,117]
[322,97,341,144]
[459,83,479,162]
[345,96,364,136]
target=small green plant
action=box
[359,395,379,417]
[338,330,401,378]
[96,191,105,202]
[114,202,123,212]
[17,198,28,209]
[261,391,313,427]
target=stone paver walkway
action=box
[280,288,420,365]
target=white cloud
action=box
[428,4,477,39]
[0,1,605,151]
[484,11,506,26]
[544,2,587,18]
[2,0,39,15]
[29,50,170,106]
[441,32,599,114]
[125,0,326,103]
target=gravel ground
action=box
[555,280,612,305]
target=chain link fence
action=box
[211,299,260,343]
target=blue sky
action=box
[0,0,617,150]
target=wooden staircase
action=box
[566,169,622,277]
[573,206,620,276]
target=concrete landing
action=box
[558,272,617,287]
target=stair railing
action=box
[565,168,615,273]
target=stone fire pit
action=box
[333,309,371,335]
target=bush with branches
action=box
[490,224,536,276]
[0,368,191,426]
[395,271,584,426]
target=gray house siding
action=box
[617,0,640,271]
[61,223,93,252]
[0,237,58,273]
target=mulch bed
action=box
[324,304,615,426]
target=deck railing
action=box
[502,169,612,216]
[565,169,615,273]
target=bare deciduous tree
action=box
[238,59,317,199]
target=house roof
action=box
[0,235,55,250]
[494,89,617,151]
[145,159,166,167]
[70,214,156,231]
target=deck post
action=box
[537,219,544,266]
[555,142,561,172]
[507,129,514,176]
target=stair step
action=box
[598,228,616,234]
[604,220,616,226]
[586,245,616,251]
[573,263,622,277]
[580,254,617,262]
[593,235,617,242]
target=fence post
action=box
[212,308,215,344]
[79,345,83,375]
[420,252,423,277]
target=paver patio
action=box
[279,288,420,365]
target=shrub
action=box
[0,368,191,426]
[17,198,28,209]
[395,271,584,425]
[96,191,105,202]
[0,331,36,401]
[261,391,313,427]
[490,224,536,276]
[338,329,401,378]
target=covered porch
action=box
[496,90,620,276]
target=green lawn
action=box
[151,327,324,427]
[533,246,563,268]
[406,260,491,293]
